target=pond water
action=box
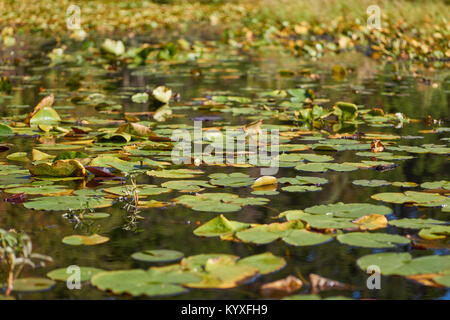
[0,39,449,300]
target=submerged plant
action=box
[0,229,52,296]
[119,173,144,232]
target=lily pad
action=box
[337,232,410,248]
[131,249,184,263]
[12,278,55,292]
[62,234,110,246]
[47,267,104,282]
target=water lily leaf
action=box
[333,102,358,121]
[434,275,450,287]
[147,169,203,179]
[161,180,213,192]
[281,185,321,192]
[174,193,267,212]
[101,39,125,56]
[392,181,418,188]
[91,266,197,297]
[337,232,410,248]
[24,195,113,211]
[251,176,277,188]
[353,214,388,231]
[116,123,152,138]
[32,149,54,161]
[278,176,328,186]
[237,252,286,275]
[152,86,172,104]
[0,123,14,136]
[104,185,170,196]
[358,252,450,276]
[305,202,391,218]
[372,191,447,206]
[90,155,141,173]
[352,179,391,187]
[62,234,109,246]
[421,181,450,190]
[285,211,355,229]
[181,254,258,289]
[418,226,450,240]
[357,252,413,275]
[53,151,89,161]
[25,94,60,126]
[282,229,333,246]
[6,152,29,162]
[295,162,357,173]
[82,212,110,219]
[131,249,184,263]
[5,185,72,196]
[47,267,104,282]
[29,159,86,177]
[389,218,447,229]
[236,222,301,244]
[193,215,250,238]
[131,92,149,103]
[209,172,255,187]
[12,278,55,292]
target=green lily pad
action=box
[174,193,268,212]
[372,191,447,206]
[389,218,447,229]
[209,172,255,187]
[193,215,250,237]
[147,169,203,179]
[305,202,391,218]
[24,195,113,211]
[91,266,200,297]
[47,267,104,282]
[62,234,109,246]
[283,229,333,246]
[0,123,14,136]
[131,249,184,263]
[5,185,72,196]
[161,180,214,192]
[418,226,450,240]
[104,185,170,196]
[352,179,391,187]
[337,232,410,248]
[357,252,450,276]
[12,278,55,292]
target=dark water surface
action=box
[0,41,449,299]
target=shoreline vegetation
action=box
[0,0,449,66]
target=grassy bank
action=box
[0,0,449,65]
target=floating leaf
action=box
[29,159,86,177]
[209,172,255,187]
[305,202,391,218]
[24,196,113,211]
[47,267,104,282]
[131,250,184,263]
[62,234,109,246]
[12,278,55,292]
[337,232,409,248]
[193,215,250,238]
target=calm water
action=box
[0,39,449,299]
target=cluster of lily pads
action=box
[0,3,449,299]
